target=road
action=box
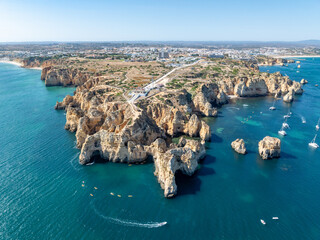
[128,59,201,103]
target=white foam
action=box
[91,202,167,228]
[69,152,82,171]
[226,107,240,111]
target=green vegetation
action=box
[172,136,201,145]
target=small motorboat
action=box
[260,219,266,225]
[309,134,319,148]
[278,129,287,136]
[298,65,301,68]
[316,118,320,131]
[269,99,276,110]
[284,114,291,119]
[278,125,287,136]
[272,217,279,220]
[282,122,290,129]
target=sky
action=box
[0,0,319,42]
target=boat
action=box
[269,100,276,110]
[278,127,287,136]
[272,217,279,220]
[260,219,266,225]
[284,114,291,119]
[298,65,301,68]
[316,118,320,130]
[309,134,319,148]
[282,121,290,129]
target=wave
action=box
[226,107,240,111]
[298,114,306,123]
[91,202,167,228]
[69,152,82,171]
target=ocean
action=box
[0,58,320,240]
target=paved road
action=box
[128,60,201,103]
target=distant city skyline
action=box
[0,0,319,42]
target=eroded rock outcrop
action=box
[283,89,295,103]
[219,71,303,102]
[300,79,308,85]
[152,137,206,197]
[193,83,228,116]
[231,139,246,154]
[258,136,281,160]
[42,67,90,86]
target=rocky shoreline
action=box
[28,56,303,197]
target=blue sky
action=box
[0,0,319,42]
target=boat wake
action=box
[299,115,306,124]
[69,152,82,171]
[91,202,167,228]
[73,140,78,149]
[226,107,240,111]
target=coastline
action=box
[273,55,320,58]
[0,60,23,67]
[0,60,42,70]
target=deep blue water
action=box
[0,58,320,240]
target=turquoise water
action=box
[1,59,320,239]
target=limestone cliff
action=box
[49,57,304,197]
[41,67,90,86]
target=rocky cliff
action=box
[54,79,210,197]
[41,66,90,86]
[219,71,303,100]
[50,57,304,197]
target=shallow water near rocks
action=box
[1,58,320,240]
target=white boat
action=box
[309,134,319,148]
[282,122,290,129]
[284,114,291,119]
[278,127,287,136]
[260,219,266,225]
[269,100,276,110]
[316,118,320,131]
[272,217,279,220]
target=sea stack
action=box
[283,89,295,103]
[231,139,247,154]
[258,136,281,160]
[300,79,308,85]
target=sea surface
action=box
[1,58,320,240]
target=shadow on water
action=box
[201,155,216,165]
[212,134,223,143]
[175,171,202,197]
[197,166,216,176]
[175,156,216,197]
[281,151,298,159]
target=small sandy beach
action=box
[0,60,23,66]
[0,59,42,70]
